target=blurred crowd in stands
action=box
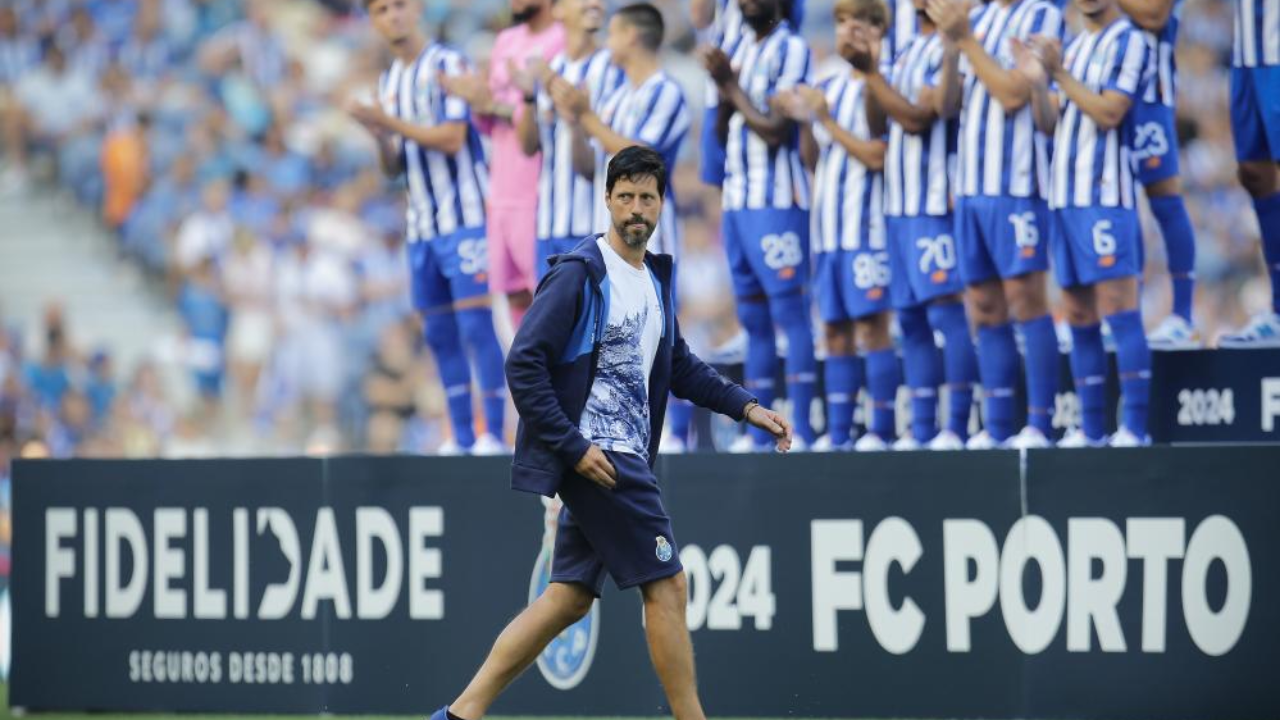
[0,0,1268,492]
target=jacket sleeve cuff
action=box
[557,433,593,469]
[723,387,758,422]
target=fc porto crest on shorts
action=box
[655,535,674,562]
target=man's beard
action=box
[512,5,539,23]
[615,216,654,248]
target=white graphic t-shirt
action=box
[579,235,664,457]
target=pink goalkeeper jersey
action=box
[484,20,566,207]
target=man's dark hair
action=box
[615,2,664,52]
[606,145,667,197]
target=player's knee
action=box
[1004,274,1049,321]
[642,571,688,612]
[735,298,773,337]
[1236,162,1278,197]
[422,314,461,353]
[455,308,500,351]
[547,583,594,623]
[856,314,893,352]
[824,322,855,356]
[1144,175,1181,197]
[965,284,1005,325]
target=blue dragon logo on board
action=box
[529,496,600,690]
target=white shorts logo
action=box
[761,232,804,271]
[457,238,488,276]
[1132,122,1169,161]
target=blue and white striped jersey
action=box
[1049,17,1153,209]
[723,20,813,212]
[955,0,1063,199]
[593,71,691,255]
[703,0,808,106]
[888,0,920,61]
[379,43,489,242]
[536,47,623,242]
[884,31,955,218]
[1139,0,1181,106]
[811,72,886,253]
[1233,0,1279,66]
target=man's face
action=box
[606,174,662,249]
[559,0,607,33]
[511,0,549,24]
[366,0,419,45]
[740,0,780,25]
[606,15,634,61]
[1075,0,1113,18]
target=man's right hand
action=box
[575,444,618,489]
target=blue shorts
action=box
[1230,65,1280,162]
[954,195,1050,284]
[887,215,966,309]
[407,226,490,311]
[1132,99,1180,185]
[1050,206,1143,288]
[723,207,810,298]
[699,105,726,186]
[815,248,892,322]
[550,450,683,596]
[535,237,582,283]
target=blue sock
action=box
[1107,310,1151,438]
[976,323,1017,441]
[770,292,818,444]
[928,302,978,438]
[865,348,901,439]
[456,307,506,440]
[668,395,692,444]
[737,299,777,446]
[1253,193,1280,314]
[898,305,940,442]
[1149,195,1197,322]
[1068,323,1107,441]
[824,354,861,446]
[423,312,475,448]
[1017,314,1059,435]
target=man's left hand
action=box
[746,403,793,453]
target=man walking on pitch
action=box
[429,146,792,720]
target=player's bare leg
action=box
[641,572,707,720]
[449,582,594,720]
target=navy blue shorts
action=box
[550,450,683,596]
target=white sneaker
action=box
[659,434,688,454]
[471,433,508,456]
[1217,313,1280,349]
[435,439,467,456]
[1147,315,1204,351]
[1007,425,1053,449]
[811,435,853,452]
[854,433,889,451]
[892,435,922,451]
[1108,426,1151,447]
[965,430,1000,450]
[1058,429,1106,448]
[926,429,965,450]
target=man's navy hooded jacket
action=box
[505,235,756,497]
